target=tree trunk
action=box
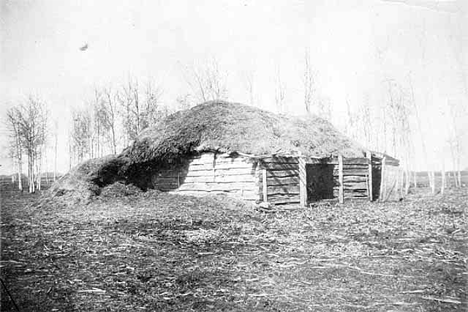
[405,168,410,195]
[28,152,35,193]
[429,171,436,195]
[17,157,23,191]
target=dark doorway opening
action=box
[306,164,335,202]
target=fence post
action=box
[262,168,268,203]
[338,155,344,204]
[379,157,386,202]
[366,151,373,201]
[299,157,307,207]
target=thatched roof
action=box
[121,101,366,166]
[48,155,126,199]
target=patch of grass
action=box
[1,188,467,311]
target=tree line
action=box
[4,56,466,194]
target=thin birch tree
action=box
[7,96,48,193]
[186,58,228,103]
[6,109,23,191]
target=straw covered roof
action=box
[121,101,366,166]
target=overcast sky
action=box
[1,0,467,174]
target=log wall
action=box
[151,152,260,201]
[259,157,300,205]
[326,157,371,200]
[340,157,371,200]
[151,152,399,205]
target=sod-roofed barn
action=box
[120,101,403,205]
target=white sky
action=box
[1,0,467,174]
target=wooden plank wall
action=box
[379,158,404,202]
[340,157,370,199]
[324,157,370,200]
[260,157,300,205]
[152,152,260,201]
[151,153,396,205]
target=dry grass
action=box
[122,101,366,168]
[1,187,467,311]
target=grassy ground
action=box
[1,187,467,311]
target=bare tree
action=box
[90,88,106,158]
[303,49,314,114]
[71,108,92,163]
[186,58,228,103]
[407,73,435,192]
[101,87,119,154]
[117,78,140,145]
[243,69,256,106]
[6,108,23,191]
[176,93,194,111]
[274,66,286,113]
[141,79,165,128]
[117,77,164,143]
[359,94,373,149]
[345,96,358,140]
[316,95,332,121]
[382,78,414,194]
[7,97,48,193]
[446,99,465,187]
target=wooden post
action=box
[366,151,373,201]
[338,155,344,204]
[379,157,386,202]
[262,168,268,203]
[299,157,307,207]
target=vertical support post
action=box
[212,152,217,182]
[379,157,386,202]
[299,157,307,207]
[262,168,268,203]
[338,154,344,204]
[366,151,373,201]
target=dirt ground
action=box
[1,186,467,311]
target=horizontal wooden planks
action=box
[188,163,254,171]
[268,194,300,205]
[260,156,298,164]
[343,158,370,165]
[266,169,299,177]
[173,189,259,201]
[261,162,299,170]
[343,182,368,190]
[152,153,261,202]
[158,167,257,178]
[177,181,256,191]
[267,176,299,185]
[267,184,299,194]
[342,176,367,183]
[258,162,301,204]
